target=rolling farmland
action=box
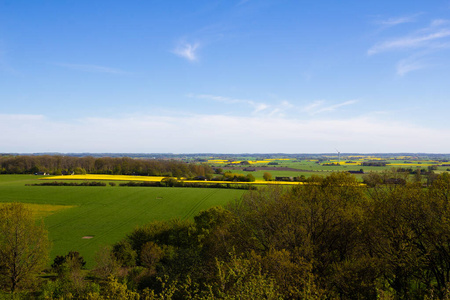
[1,155,448,267]
[0,175,245,267]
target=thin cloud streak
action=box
[430,19,450,27]
[302,100,358,115]
[189,94,271,114]
[368,29,450,55]
[189,93,294,116]
[368,18,450,75]
[173,42,200,61]
[192,94,250,105]
[396,56,428,76]
[192,94,356,117]
[377,14,421,27]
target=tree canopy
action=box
[0,203,50,292]
[0,155,212,178]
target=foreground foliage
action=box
[4,171,450,299]
[100,171,450,299]
[0,203,50,293]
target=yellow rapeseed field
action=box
[41,174,366,187]
[389,163,439,166]
[42,174,306,186]
[42,174,166,182]
[207,158,290,164]
[184,180,304,185]
[339,162,361,165]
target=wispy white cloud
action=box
[376,14,421,27]
[368,18,450,75]
[191,94,250,105]
[302,100,358,115]
[188,94,295,117]
[172,42,200,61]
[1,113,449,153]
[396,56,428,76]
[368,28,450,55]
[253,103,270,113]
[55,63,127,74]
[189,94,271,114]
[302,100,325,114]
[191,94,357,117]
[430,19,450,27]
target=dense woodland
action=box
[0,155,212,178]
[2,171,450,299]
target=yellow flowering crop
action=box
[184,180,304,185]
[41,174,366,187]
[42,174,166,182]
[389,163,438,167]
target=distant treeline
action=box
[28,180,256,190]
[0,155,212,177]
[3,152,450,160]
[119,180,257,190]
[27,181,107,187]
[361,161,389,166]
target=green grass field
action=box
[0,175,245,267]
[216,157,450,181]
[2,156,447,268]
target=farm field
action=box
[0,175,245,267]
[40,174,306,185]
[207,156,450,181]
[1,155,448,267]
[42,174,166,182]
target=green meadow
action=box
[0,175,245,267]
[1,156,447,267]
[213,157,450,181]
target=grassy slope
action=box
[0,175,245,267]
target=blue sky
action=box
[1,0,450,153]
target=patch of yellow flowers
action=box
[42,174,166,182]
[41,174,367,186]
